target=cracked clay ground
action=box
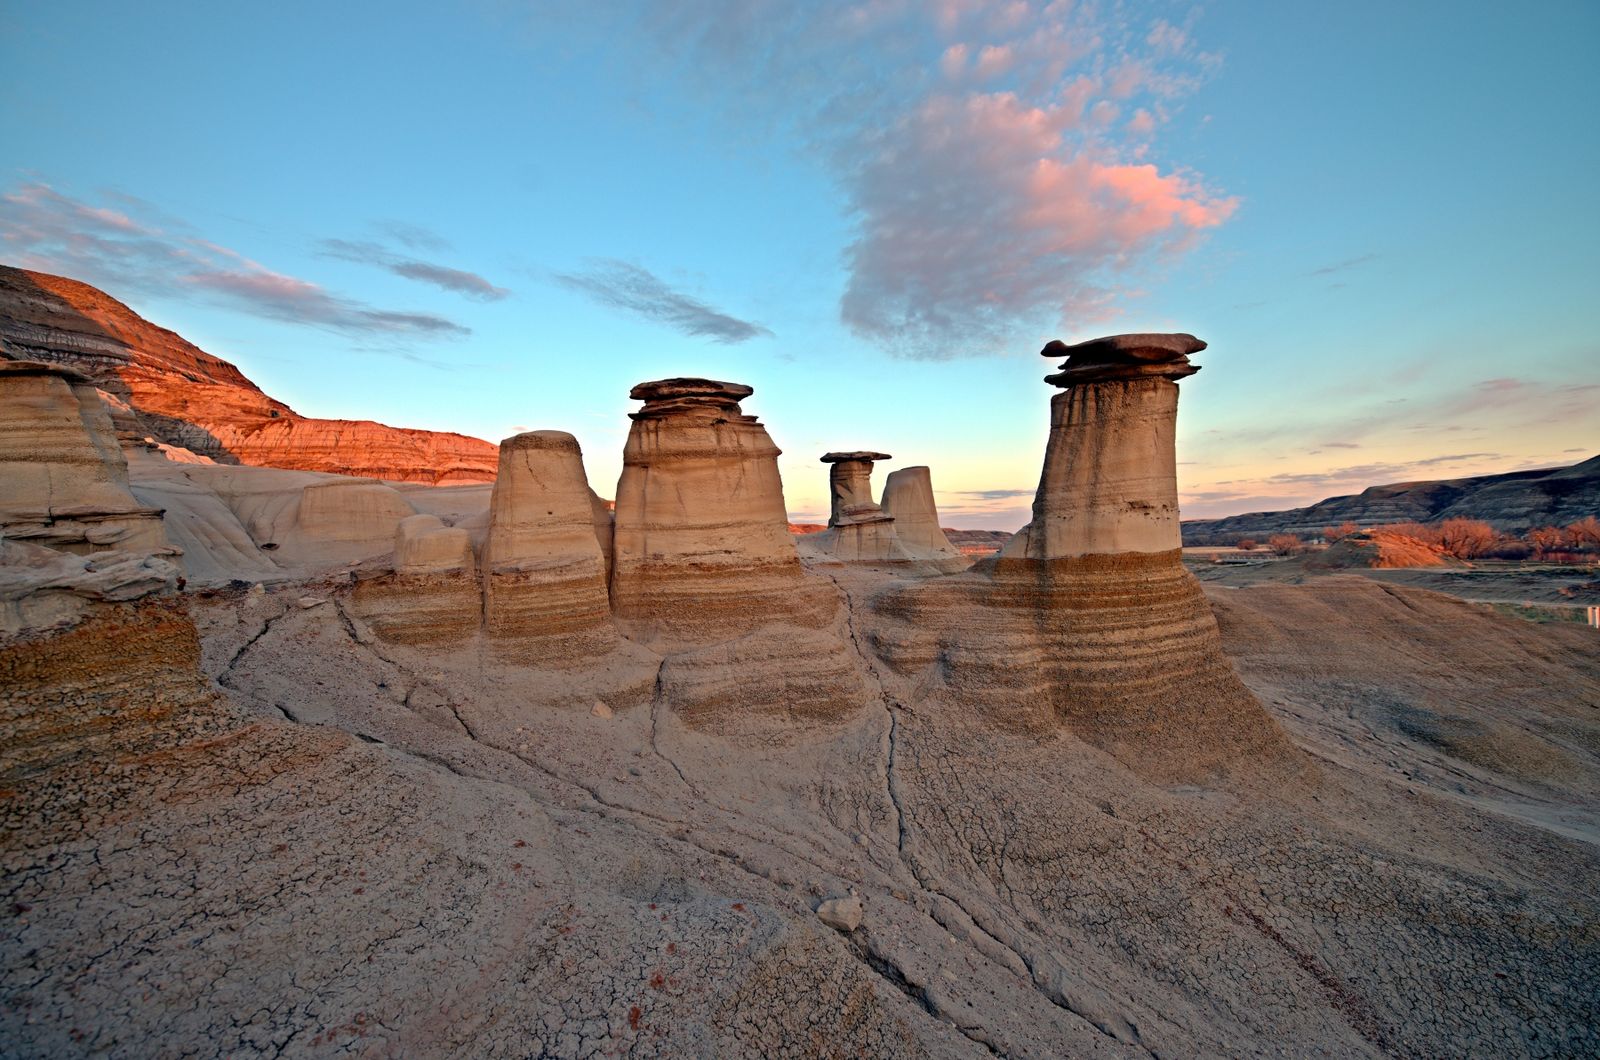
[4,569,1599,1057]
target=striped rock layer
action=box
[481,431,618,665]
[610,379,837,650]
[869,550,1291,781]
[873,337,1292,781]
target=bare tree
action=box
[1267,533,1303,556]
[1323,522,1360,543]
[1435,518,1498,559]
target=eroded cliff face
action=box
[0,265,498,483]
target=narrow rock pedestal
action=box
[872,333,1294,781]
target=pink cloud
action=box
[550,2,1233,358]
[974,43,1015,79]
[841,89,1236,354]
[940,42,968,79]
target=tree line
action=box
[1230,516,1600,560]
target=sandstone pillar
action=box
[880,466,966,569]
[610,378,835,648]
[822,451,894,528]
[1000,333,1201,562]
[482,430,617,663]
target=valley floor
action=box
[4,566,1598,1057]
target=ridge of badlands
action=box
[0,265,499,484]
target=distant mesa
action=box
[1183,453,1600,541]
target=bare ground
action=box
[4,568,1598,1057]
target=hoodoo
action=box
[880,465,968,572]
[481,430,619,663]
[608,378,861,728]
[0,360,169,554]
[1001,333,1202,560]
[802,451,904,564]
[609,379,835,648]
[823,451,895,527]
[872,333,1292,780]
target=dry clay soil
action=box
[4,567,1599,1058]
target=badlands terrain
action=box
[2,278,1598,1057]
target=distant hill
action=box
[0,265,499,484]
[1182,455,1600,543]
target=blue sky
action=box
[3,1,1596,527]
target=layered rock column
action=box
[1000,334,1200,561]
[872,334,1292,780]
[482,431,618,663]
[610,378,836,648]
[880,466,967,571]
[0,360,168,554]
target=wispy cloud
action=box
[554,259,773,343]
[529,1,1234,358]
[319,237,509,301]
[952,488,1036,501]
[1307,253,1378,277]
[372,219,450,253]
[0,182,471,342]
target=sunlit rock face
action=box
[0,265,500,484]
[609,379,836,649]
[872,334,1294,782]
[481,430,618,664]
[0,360,168,554]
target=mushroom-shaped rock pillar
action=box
[822,451,895,528]
[869,332,1294,782]
[1001,333,1203,562]
[610,379,836,649]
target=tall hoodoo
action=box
[823,451,895,527]
[610,378,835,648]
[1000,333,1202,561]
[481,430,618,663]
[870,333,1293,781]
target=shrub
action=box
[1527,525,1567,559]
[1267,533,1304,556]
[1236,538,1258,551]
[1566,516,1600,548]
[1435,518,1498,559]
[1323,522,1360,543]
